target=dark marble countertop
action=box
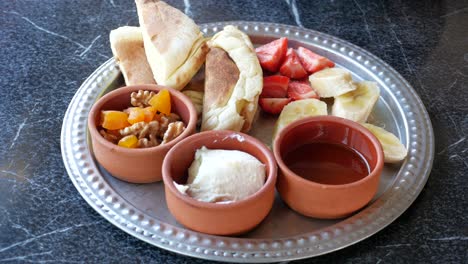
[1,0,467,263]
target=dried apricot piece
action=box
[125,107,146,124]
[142,106,157,122]
[149,89,171,115]
[101,111,130,130]
[118,135,138,148]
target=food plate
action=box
[61,22,434,262]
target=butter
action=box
[176,147,265,203]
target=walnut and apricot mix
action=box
[99,89,186,148]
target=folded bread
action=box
[109,26,156,85]
[201,26,263,132]
[182,90,204,116]
[135,0,208,90]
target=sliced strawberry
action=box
[259,98,292,114]
[296,46,335,73]
[260,75,290,98]
[255,38,288,72]
[279,48,308,79]
[287,81,319,100]
[294,77,310,84]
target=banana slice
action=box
[332,81,380,123]
[309,68,356,98]
[273,99,327,140]
[363,123,407,163]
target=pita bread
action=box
[135,0,208,90]
[201,26,263,132]
[109,26,155,85]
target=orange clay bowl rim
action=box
[273,115,384,189]
[88,85,197,154]
[162,130,278,210]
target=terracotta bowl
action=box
[162,130,277,235]
[88,85,197,183]
[273,116,384,219]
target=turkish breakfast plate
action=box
[61,20,434,262]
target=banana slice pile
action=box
[273,66,408,163]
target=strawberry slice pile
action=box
[255,38,335,114]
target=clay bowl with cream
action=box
[162,130,277,236]
[273,116,384,219]
[88,84,197,183]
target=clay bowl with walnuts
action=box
[88,84,197,183]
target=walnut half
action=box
[158,113,181,138]
[130,90,155,107]
[162,121,185,144]
[120,121,161,148]
[99,129,121,143]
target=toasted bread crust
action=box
[204,48,240,110]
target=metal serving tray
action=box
[61,22,434,262]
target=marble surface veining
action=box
[0,0,467,263]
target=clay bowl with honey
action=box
[88,84,197,183]
[273,116,384,219]
[162,130,277,236]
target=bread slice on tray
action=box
[201,25,263,132]
[109,26,156,85]
[135,0,208,90]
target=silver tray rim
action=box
[61,21,434,262]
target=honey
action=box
[283,142,370,185]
